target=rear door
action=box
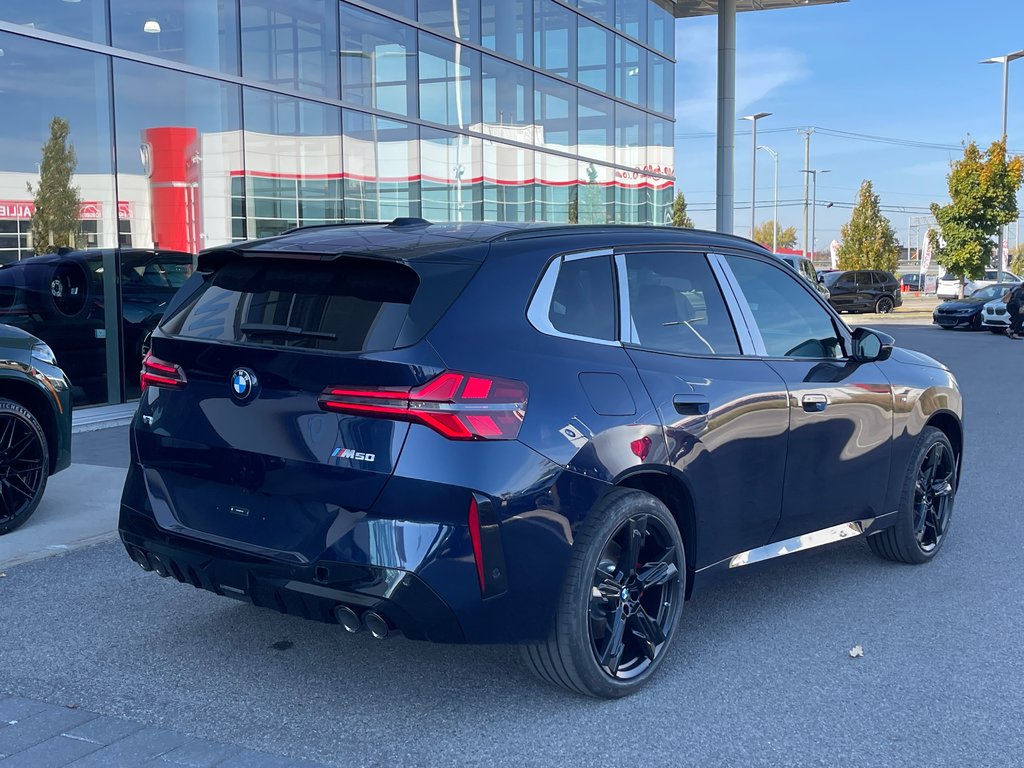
[137,254,478,561]
[619,250,790,568]
[722,253,894,540]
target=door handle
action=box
[673,394,710,415]
[802,394,828,412]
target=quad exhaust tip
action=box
[363,611,389,639]
[334,605,361,633]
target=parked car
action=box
[0,324,72,534]
[776,253,830,300]
[0,248,193,404]
[979,284,1024,333]
[900,274,924,293]
[821,269,903,314]
[120,221,963,698]
[936,269,1022,300]
[933,283,1020,330]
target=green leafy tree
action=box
[27,117,81,254]
[752,220,797,250]
[670,191,694,228]
[930,139,1024,297]
[1009,243,1024,276]
[836,180,900,272]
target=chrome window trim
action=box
[708,252,767,356]
[526,248,620,347]
[613,252,636,344]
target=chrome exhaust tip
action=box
[334,605,361,633]
[363,611,390,639]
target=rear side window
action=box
[624,252,740,356]
[163,256,475,353]
[548,256,616,341]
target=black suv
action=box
[0,324,72,534]
[119,222,963,698]
[823,269,903,314]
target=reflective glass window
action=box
[483,142,534,222]
[240,0,339,95]
[369,0,416,22]
[578,91,614,165]
[110,0,238,74]
[624,252,741,356]
[578,18,613,92]
[0,0,107,44]
[482,56,533,129]
[615,102,646,169]
[615,36,645,104]
[549,256,616,340]
[647,115,673,177]
[342,111,420,222]
[0,33,119,405]
[481,0,532,63]
[534,0,576,79]
[418,32,481,128]
[340,5,418,118]
[615,0,647,42]
[536,153,576,223]
[243,90,342,239]
[578,162,614,224]
[648,53,673,117]
[649,1,674,57]
[421,128,482,222]
[534,75,577,152]
[727,255,844,359]
[575,0,611,25]
[420,0,480,43]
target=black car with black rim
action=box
[119,222,964,698]
[823,269,903,314]
[0,324,72,534]
[933,282,1019,330]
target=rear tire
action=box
[520,488,686,698]
[875,295,895,314]
[0,398,50,535]
[867,427,955,565]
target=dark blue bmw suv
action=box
[119,221,963,698]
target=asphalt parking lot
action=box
[0,322,1021,767]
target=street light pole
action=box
[743,112,771,239]
[981,50,1024,282]
[758,145,779,252]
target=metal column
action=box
[715,0,736,234]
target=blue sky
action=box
[674,0,1024,252]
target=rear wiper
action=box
[239,323,337,341]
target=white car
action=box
[937,269,1022,300]
[981,297,1013,334]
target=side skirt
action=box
[697,511,898,575]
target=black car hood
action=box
[936,298,987,310]
[889,347,949,372]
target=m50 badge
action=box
[331,448,376,462]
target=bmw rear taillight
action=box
[140,351,187,391]
[318,371,528,440]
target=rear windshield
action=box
[162,256,476,353]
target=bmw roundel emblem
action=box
[230,367,259,403]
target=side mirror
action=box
[851,326,894,363]
[817,274,825,284]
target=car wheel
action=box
[0,398,50,536]
[520,488,685,698]
[867,427,955,565]
[970,314,983,331]
[875,295,895,314]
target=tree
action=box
[752,220,797,250]
[670,191,694,228]
[930,139,1023,297]
[27,117,82,254]
[836,180,900,272]
[1010,243,1024,277]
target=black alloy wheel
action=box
[521,488,686,698]
[589,514,682,680]
[970,313,983,331]
[0,398,50,535]
[875,295,895,314]
[868,427,955,564]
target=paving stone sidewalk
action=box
[0,695,332,768]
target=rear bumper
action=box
[119,505,465,642]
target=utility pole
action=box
[799,128,814,257]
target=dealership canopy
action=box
[672,0,848,16]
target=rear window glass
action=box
[163,257,469,353]
[549,256,616,340]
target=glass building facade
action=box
[0,0,674,407]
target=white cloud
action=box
[674,21,810,132]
